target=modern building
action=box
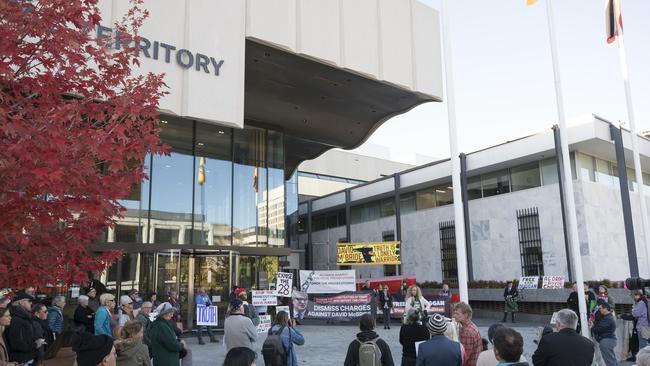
[93,0,444,329]
[297,149,414,202]
[299,115,650,283]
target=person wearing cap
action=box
[476,324,527,366]
[234,288,260,326]
[95,293,116,337]
[72,333,116,366]
[119,295,135,327]
[6,292,38,364]
[128,290,142,310]
[343,313,394,366]
[87,287,100,313]
[224,298,257,352]
[591,301,617,366]
[415,314,463,366]
[453,302,482,366]
[149,302,185,366]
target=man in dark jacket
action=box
[378,285,394,329]
[591,302,617,366]
[415,314,462,366]
[344,313,394,366]
[6,292,39,364]
[532,309,594,366]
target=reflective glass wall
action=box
[104,117,289,248]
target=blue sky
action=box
[353,0,650,163]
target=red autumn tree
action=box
[0,0,167,288]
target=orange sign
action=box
[337,242,401,266]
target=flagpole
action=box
[617,32,650,276]
[544,0,589,337]
[441,0,469,303]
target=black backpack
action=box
[262,326,289,366]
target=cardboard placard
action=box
[518,276,540,290]
[252,290,278,306]
[542,276,565,289]
[196,305,218,326]
[276,272,293,298]
[257,315,272,333]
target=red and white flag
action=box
[605,0,623,44]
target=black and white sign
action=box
[196,305,218,326]
[256,315,272,333]
[518,276,540,290]
[252,290,278,306]
[542,276,565,289]
[299,270,356,294]
[276,272,293,298]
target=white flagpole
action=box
[441,0,469,303]
[544,0,589,337]
[616,30,650,277]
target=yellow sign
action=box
[337,242,401,266]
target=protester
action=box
[343,313,394,366]
[32,302,54,364]
[621,290,649,361]
[477,324,527,366]
[266,310,305,366]
[491,327,527,366]
[415,314,463,366]
[127,290,142,310]
[72,334,116,366]
[502,281,518,323]
[6,292,38,364]
[231,288,260,326]
[591,302,617,366]
[591,285,615,321]
[0,307,18,366]
[452,302,482,366]
[74,295,95,334]
[401,282,409,298]
[135,302,152,348]
[149,293,160,308]
[399,309,430,366]
[95,293,116,337]
[405,286,431,322]
[532,308,594,366]
[115,320,150,366]
[47,295,66,336]
[149,303,184,366]
[195,287,216,344]
[224,298,257,352]
[167,291,183,332]
[0,297,11,309]
[362,280,371,291]
[379,284,394,329]
[118,295,134,327]
[224,347,257,366]
[444,318,461,343]
[87,287,101,313]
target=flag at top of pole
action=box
[198,157,206,186]
[606,0,623,44]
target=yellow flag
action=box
[198,157,205,185]
[527,0,538,5]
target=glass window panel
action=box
[540,158,558,185]
[115,225,138,243]
[351,205,363,224]
[155,228,180,244]
[595,158,614,187]
[578,153,595,182]
[364,201,380,221]
[482,169,510,197]
[112,154,150,243]
[416,188,436,210]
[286,172,299,249]
[380,198,395,217]
[467,176,482,200]
[233,128,266,246]
[626,167,636,191]
[267,131,285,247]
[435,185,453,206]
[194,124,232,246]
[400,193,416,214]
[510,162,541,192]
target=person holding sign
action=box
[405,286,430,323]
[195,287,216,345]
[502,281,518,323]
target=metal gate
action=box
[439,220,458,285]
[516,207,544,276]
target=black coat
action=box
[6,306,36,363]
[378,292,393,309]
[32,317,53,363]
[73,305,95,334]
[504,286,518,299]
[532,328,594,366]
[399,323,429,360]
[344,330,394,366]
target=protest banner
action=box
[542,276,565,289]
[337,242,401,265]
[301,292,373,321]
[257,315,272,333]
[252,290,278,306]
[276,272,293,298]
[196,305,218,326]
[299,270,356,294]
[518,276,540,290]
[391,292,450,318]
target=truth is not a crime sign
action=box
[276,272,293,298]
[196,305,218,326]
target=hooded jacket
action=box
[344,330,394,366]
[115,337,151,366]
[149,318,182,366]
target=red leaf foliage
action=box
[0,0,168,288]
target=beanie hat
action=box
[13,292,34,302]
[230,298,243,310]
[234,288,247,298]
[156,302,177,317]
[426,314,448,335]
[72,334,114,366]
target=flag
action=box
[605,0,623,44]
[198,157,205,186]
[253,167,258,193]
[527,0,538,5]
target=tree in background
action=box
[0,0,167,288]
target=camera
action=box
[625,277,650,290]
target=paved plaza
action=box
[185,318,635,366]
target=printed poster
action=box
[337,242,401,265]
[299,270,356,294]
[196,305,218,326]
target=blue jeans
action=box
[197,325,213,340]
[639,334,648,350]
[599,337,617,366]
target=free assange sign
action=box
[95,25,225,77]
[196,305,218,326]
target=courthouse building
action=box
[93,0,444,328]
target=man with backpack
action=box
[344,313,395,366]
[262,311,305,366]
